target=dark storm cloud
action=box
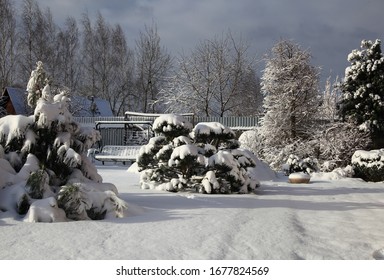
[36,0,384,81]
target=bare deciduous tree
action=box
[80,13,135,115]
[135,22,172,113]
[56,16,80,92]
[165,31,260,117]
[108,24,135,115]
[0,0,18,89]
[18,0,57,83]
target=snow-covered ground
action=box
[1,162,384,260]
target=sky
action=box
[35,0,384,85]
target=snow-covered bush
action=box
[316,122,371,169]
[238,128,263,157]
[352,149,384,182]
[282,154,319,175]
[0,62,127,222]
[153,114,193,141]
[258,138,318,171]
[137,114,260,194]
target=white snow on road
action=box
[1,164,384,260]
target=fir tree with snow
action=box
[26,61,48,108]
[339,39,384,148]
[137,114,260,194]
[0,62,127,221]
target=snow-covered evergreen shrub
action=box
[57,184,89,220]
[25,169,50,199]
[0,62,127,222]
[153,114,193,141]
[191,122,237,149]
[352,149,384,182]
[137,114,260,194]
[283,154,319,175]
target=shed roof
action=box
[2,87,30,115]
[2,87,113,117]
[70,96,113,117]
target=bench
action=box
[94,145,142,165]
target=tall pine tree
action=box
[339,39,384,148]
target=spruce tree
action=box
[0,62,127,221]
[339,39,384,148]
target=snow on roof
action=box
[2,88,113,117]
[70,96,113,117]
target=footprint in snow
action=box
[177,194,222,205]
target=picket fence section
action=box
[74,115,260,146]
[74,115,261,129]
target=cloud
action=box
[34,0,384,80]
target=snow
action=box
[24,197,67,223]
[352,149,384,168]
[153,113,192,132]
[288,172,311,180]
[1,163,384,260]
[191,122,235,138]
[168,144,200,166]
[0,115,35,145]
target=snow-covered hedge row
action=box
[352,149,384,182]
[138,114,260,194]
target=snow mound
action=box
[24,197,68,223]
[191,122,235,138]
[153,114,192,132]
[247,158,277,182]
[311,166,354,181]
[127,162,139,173]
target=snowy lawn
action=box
[1,162,384,260]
